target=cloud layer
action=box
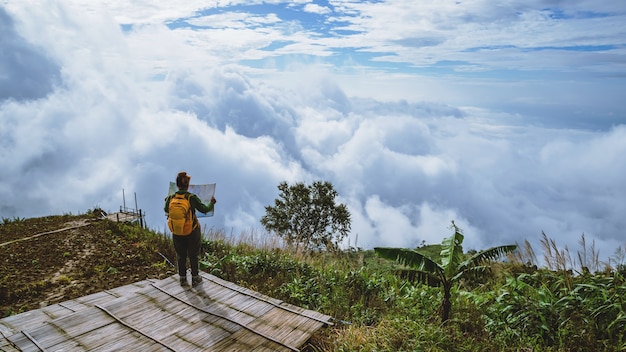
[1,1,625,264]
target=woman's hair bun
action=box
[176,171,191,189]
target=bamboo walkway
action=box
[105,211,142,224]
[0,273,333,351]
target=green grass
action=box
[188,227,626,351]
[8,211,622,351]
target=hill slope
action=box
[0,211,175,317]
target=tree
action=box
[375,221,517,323]
[261,181,351,252]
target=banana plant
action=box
[375,221,517,322]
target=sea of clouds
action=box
[1,2,625,267]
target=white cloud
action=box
[1,1,625,266]
[303,4,331,15]
[363,195,419,248]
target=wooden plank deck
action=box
[0,273,333,351]
[105,211,142,223]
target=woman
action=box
[164,171,216,286]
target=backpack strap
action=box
[182,192,199,229]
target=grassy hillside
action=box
[2,212,625,351]
[197,227,626,351]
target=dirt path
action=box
[0,219,91,248]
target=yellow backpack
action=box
[167,193,194,235]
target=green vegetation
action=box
[196,227,625,351]
[261,181,351,252]
[2,216,26,224]
[375,221,517,323]
[4,207,625,351]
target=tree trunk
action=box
[441,284,451,323]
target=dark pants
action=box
[172,226,201,277]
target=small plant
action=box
[2,216,26,224]
[56,276,72,285]
[152,261,169,270]
[375,221,516,323]
[87,206,106,218]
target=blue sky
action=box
[1,1,626,267]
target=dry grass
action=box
[510,232,618,274]
[201,226,286,251]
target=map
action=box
[168,182,216,217]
